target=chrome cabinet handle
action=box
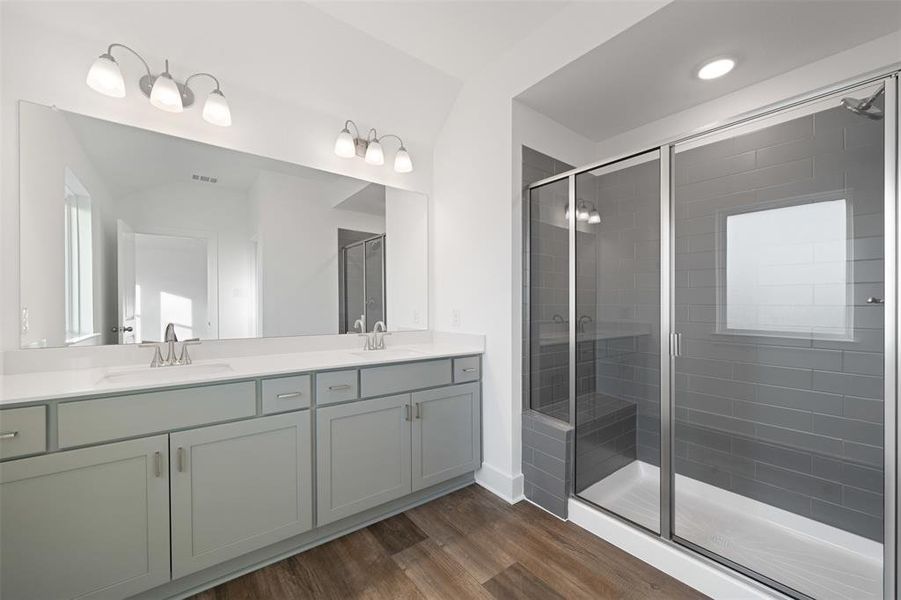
[867,297,885,304]
[414,402,421,419]
[328,384,352,391]
[462,367,477,373]
[276,391,303,399]
[111,326,133,333]
[405,404,412,422]
[0,431,19,440]
[177,447,186,472]
[153,451,162,477]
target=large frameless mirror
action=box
[18,101,429,348]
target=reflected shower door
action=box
[365,237,385,329]
[574,151,662,533]
[671,82,887,600]
[344,243,365,331]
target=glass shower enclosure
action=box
[340,234,385,333]
[526,74,898,600]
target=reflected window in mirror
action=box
[63,168,95,345]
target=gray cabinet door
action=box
[0,436,170,600]
[412,383,481,492]
[170,411,312,578]
[317,394,412,525]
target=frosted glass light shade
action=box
[334,129,356,158]
[150,73,183,112]
[576,203,590,222]
[365,139,384,165]
[588,209,601,224]
[202,89,231,126]
[86,54,125,98]
[394,147,413,173]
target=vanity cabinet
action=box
[170,411,312,578]
[317,381,482,525]
[412,383,481,492]
[0,435,170,600]
[316,394,412,525]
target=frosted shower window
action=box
[723,199,850,339]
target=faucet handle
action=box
[139,343,164,368]
[178,339,201,365]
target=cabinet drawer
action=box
[453,356,480,383]
[360,359,452,398]
[262,375,311,414]
[58,382,256,448]
[316,370,358,406]
[0,406,46,460]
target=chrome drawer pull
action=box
[0,431,19,440]
[414,402,421,419]
[328,384,352,391]
[462,367,477,373]
[153,451,162,477]
[405,404,412,422]
[276,391,303,399]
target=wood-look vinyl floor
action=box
[191,485,708,600]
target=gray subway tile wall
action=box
[672,103,885,541]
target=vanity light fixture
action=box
[563,202,601,225]
[334,120,413,173]
[697,57,735,80]
[86,43,232,126]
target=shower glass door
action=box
[670,81,888,600]
[574,150,662,533]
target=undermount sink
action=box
[97,362,234,385]
[349,348,425,359]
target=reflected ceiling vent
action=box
[192,174,218,184]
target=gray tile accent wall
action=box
[673,104,885,541]
[522,410,573,518]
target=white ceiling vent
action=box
[192,174,218,184]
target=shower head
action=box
[841,86,885,120]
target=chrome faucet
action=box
[164,323,178,365]
[358,320,391,351]
[139,323,201,367]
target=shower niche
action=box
[525,77,896,600]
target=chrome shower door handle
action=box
[867,297,885,304]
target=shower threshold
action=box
[578,461,882,600]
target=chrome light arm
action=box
[106,43,153,78]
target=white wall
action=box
[593,31,901,161]
[0,6,435,351]
[18,102,116,348]
[251,171,386,337]
[385,188,429,330]
[431,2,669,501]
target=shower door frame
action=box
[340,233,387,333]
[525,67,900,599]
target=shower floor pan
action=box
[579,461,882,600]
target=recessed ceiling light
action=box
[697,58,735,80]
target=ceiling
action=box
[516,0,901,142]
[312,1,570,81]
[63,108,374,203]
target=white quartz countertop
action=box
[0,342,483,407]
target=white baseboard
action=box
[475,463,524,503]
[568,498,782,600]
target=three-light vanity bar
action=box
[86,42,232,127]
